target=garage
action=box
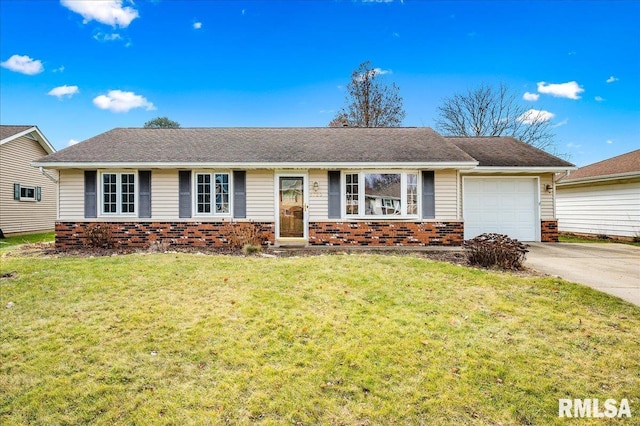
[463,177,539,241]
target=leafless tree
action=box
[435,83,557,153]
[330,61,406,127]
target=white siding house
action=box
[0,126,57,236]
[556,149,640,239]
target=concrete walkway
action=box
[526,243,640,306]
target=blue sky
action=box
[1,0,638,167]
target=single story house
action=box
[556,149,640,239]
[0,125,58,236]
[32,127,574,249]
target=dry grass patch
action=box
[1,253,639,425]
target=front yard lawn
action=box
[0,232,54,251]
[1,252,638,425]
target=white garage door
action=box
[463,177,539,241]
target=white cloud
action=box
[193,22,202,29]
[606,139,613,144]
[52,65,65,73]
[606,76,619,83]
[93,32,122,42]
[61,0,139,28]
[48,85,79,99]
[356,67,391,82]
[552,118,569,128]
[68,139,80,146]
[537,81,584,100]
[595,96,605,102]
[522,92,539,101]
[1,54,44,75]
[566,142,581,148]
[517,109,555,125]
[93,90,155,113]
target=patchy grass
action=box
[1,253,639,425]
[559,233,640,246]
[0,232,54,251]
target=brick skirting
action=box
[55,221,276,250]
[541,220,559,242]
[308,221,464,246]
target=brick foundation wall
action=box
[541,220,559,242]
[55,222,276,250]
[308,221,464,246]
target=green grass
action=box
[1,252,639,425]
[0,232,54,251]
[559,233,640,246]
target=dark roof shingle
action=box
[37,127,476,164]
[447,136,574,168]
[0,125,34,141]
[558,149,640,182]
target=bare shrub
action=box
[227,222,267,251]
[85,223,115,249]
[464,233,528,270]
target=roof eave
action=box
[461,166,577,173]
[1,126,56,154]
[31,160,480,170]
[557,171,640,186]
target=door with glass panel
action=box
[278,176,305,238]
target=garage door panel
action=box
[464,177,538,241]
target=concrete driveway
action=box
[526,243,640,306]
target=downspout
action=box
[40,167,59,183]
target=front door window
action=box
[279,177,304,238]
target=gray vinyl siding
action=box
[0,137,58,234]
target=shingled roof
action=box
[34,127,574,170]
[558,149,640,183]
[35,127,477,166]
[447,136,574,168]
[0,125,35,141]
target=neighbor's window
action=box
[344,172,419,217]
[20,186,36,201]
[196,172,230,214]
[102,172,135,214]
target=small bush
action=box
[228,222,267,251]
[242,244,262,255]
[596,234,611,240]
[85,223,115,249]
[464,233,528,270]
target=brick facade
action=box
[541,220,559,242]
[55,221,276,250]
[308,221,464,246]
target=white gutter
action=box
[461,166,577,173]
[31,161,480,170]
[39,167,59,183]
[556,171,640,186]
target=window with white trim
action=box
[195,172,230,214]
[101,172,136,215]
[344,172,419,218]
[20,186,36,201]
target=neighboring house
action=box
[556,149,640,239]
[0,125,58,236]
[32,127,574,249]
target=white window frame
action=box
[342,171,421,219]
[193,171,233,217]
[99,171,138,216]
[19,185,37,202]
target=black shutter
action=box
[14,183,20,200]
[178,171,192,218]
[139,170,152,218]
[328,171,341,219]
[233,171,246,219]
[422,171,435,219]
[84,170,97,218]
[36,186,42,202]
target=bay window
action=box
[344,172,419,218]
